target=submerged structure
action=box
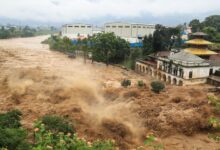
[136,32,220,86]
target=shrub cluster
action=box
[33,122,114,150]
[0,110,30,150]
[208,96,220,141]
[0,111,115,150]
[137,80,146,88]
[121,79,131,88]
[150,81,165,93]
[42,115,74,134]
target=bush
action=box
[0,110,22,129]
[33,122,114,150]
[142,133,164,150]
[151,81,165,93]
[137,80,146,88]
[0,128,30,150]
[208,96,220,141]
[42,115,74,134]
[121,79,131,88]
[0,110,30,150]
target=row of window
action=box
[67,26,92,28]
[105,26,154,29]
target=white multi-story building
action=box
[135,32,220,86]
[104,22,155,43]
[61,23,94,39]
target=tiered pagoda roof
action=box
[184,32,216,56]
[185,39,213,45]
[185,48,217,55]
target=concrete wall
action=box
[104,22,155,39]
[61,23,93,39]
[137,60,218,86]
[183,67,210,79]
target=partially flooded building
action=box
[136,32,220,86]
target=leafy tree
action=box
[0,128,30,150]
[203,26,218,41]
[121,79,131,88]
[41,115,75,134]
[189,19,202,32]
[47,35,76,52]
[143,34,153,55]
[203,15,220,32]
[123,48,143,69]
[0,110,30,150]
[151,81,165,93]
[91,33,130,65]
[0,110,22,129]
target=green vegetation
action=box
[151,81,165,93]
[142,24,181,55]
[207,96,220,142]
[0,110,115,150]
[137,80,146,88]
[33,122,114,150]
[0,110,30,150]
[122,48,143,69]
[90,33,130,66]
[0,109,22,128]
[45,35,76,53]
[138,134,164,150]
[121,79,131,88]
[0,26,57,39]
[189,15,220,43]
[42,115,75,134]
[144,135,164,150]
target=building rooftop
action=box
[184,48,217,55]
[156,51,171,58]
[104,22,155,26]
[192,32,208,36]
[169,50,205,63]
[207,54,220,66]
[185,39,213,45]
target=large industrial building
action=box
[61,22,155,43]
[61,23,93,39]
[104,22,155,43]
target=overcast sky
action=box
[0,0,220,26]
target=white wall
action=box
[104,22,155,39]
[183,67,210,79]
[61,24,93,39]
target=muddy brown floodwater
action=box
[0,36,219,149]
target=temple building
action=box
[136,32,220,86]
[184,32,217,59]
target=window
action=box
[106,26,110,28]
[118,26,123,28]
[87,26,92,28]
[68,26,73,27]
[138,26,141,28]
[74,26,79,28]
[125,26,130,28]
[133,26,137,28]
[81,26,85,28]
[189,71,193,78]
[112,26,116,28]
[209,68,213,75]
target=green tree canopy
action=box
[91,33,130,65]
[189,19,202,32]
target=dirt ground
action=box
[0,36,219,150]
